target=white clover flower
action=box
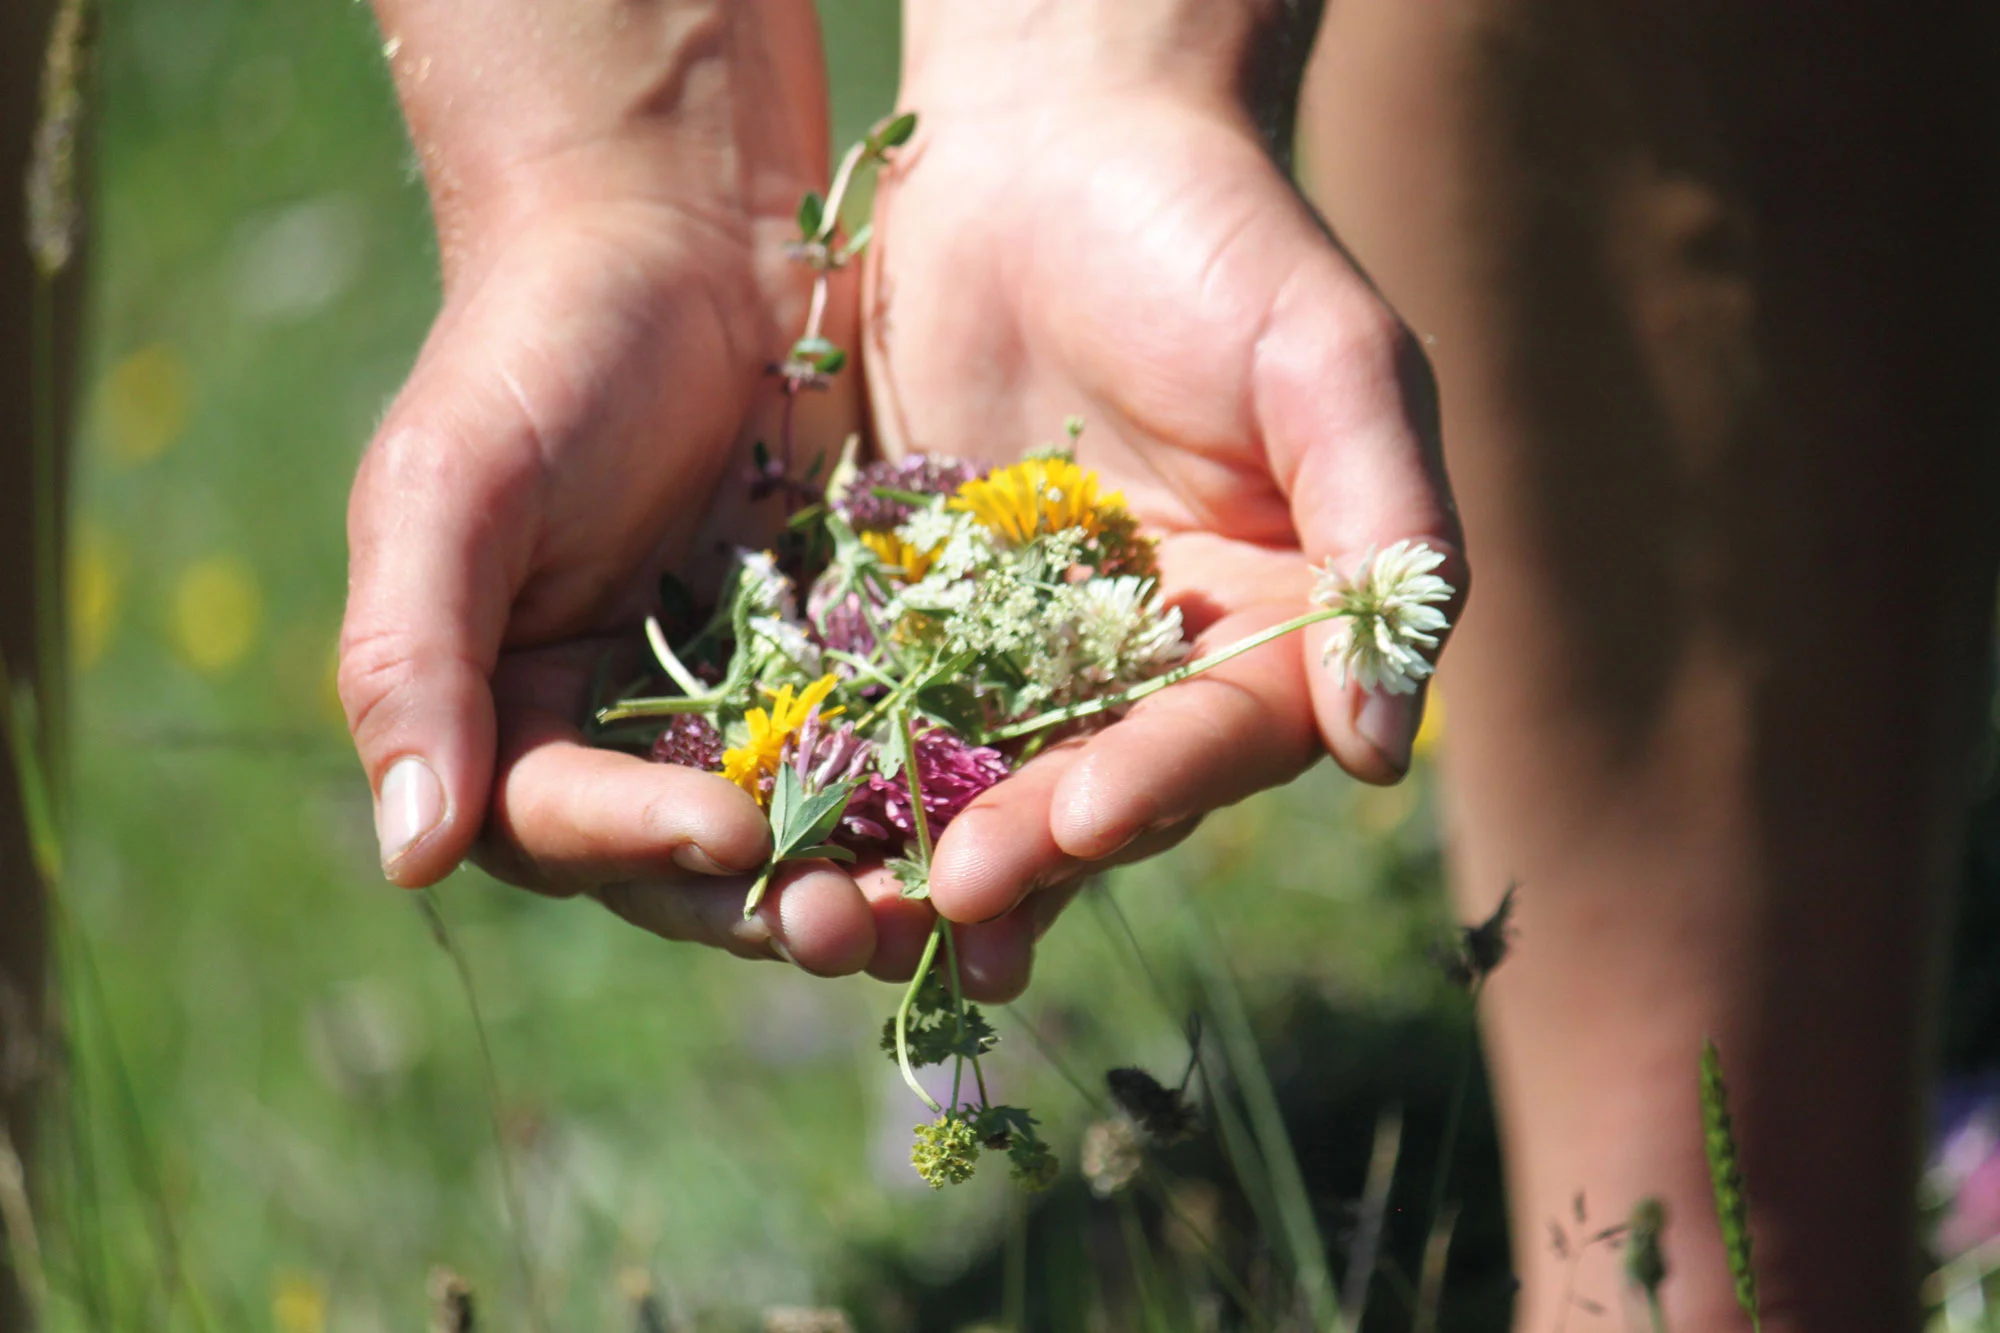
[1066,576,1188,685]
[1312,539,1454,695]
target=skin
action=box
[343,0,1462,998]
[1302,1,2000,1327]
[876,2,1465,967]
[345,0,876,974]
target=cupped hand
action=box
[339,4,880,976]
[859,78,1466,991]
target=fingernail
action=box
[1356,690,1422,776]
[376,755,444,871]
[671,843,734,876]
[769,938,799,967]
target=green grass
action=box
[36,1,1487,1328]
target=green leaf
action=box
[839,222,872,260]
[794,788,852,850]
[868,486,935,508]
[770,773,858,864]
[875,111,917,150]
[769,762,799,839]
[973,1104,1039,1141]
[887,853,930,900]
[818,347,847,376]
[879,992,996,1068]
[2,667,61,882]
[916,683,985,741]
[791,335,838,363]
[747,773,860,916]
[797,190,824,237]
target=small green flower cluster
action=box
[890,962,1056,1190]
[910,1107,1058,1192]
[910,1114,981,1190]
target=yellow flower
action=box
[860,530,938,582]
[170,553,262,675]
[99,342,191,465]
[949,457,1126,545]
[721,674,841,803]
[272,1273,327,1333]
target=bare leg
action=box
[1304,4,1999,1329]
[1,1,81,1327]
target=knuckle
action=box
[334,627,423,740]
[1324,294,1416,389]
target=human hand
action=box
[339,0,882,974]
[858,2,1467,987]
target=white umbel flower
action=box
[1312,540,1454,695]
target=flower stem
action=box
[894,922,946,1114]
[1423,978,1484,1252]
[594,692,728,725]
[990,607,1343,741]
[742,863,776,919]
[815,139,871,249]
[945,918,966,1110]
[644,616,707,698]
[902,708,934,865]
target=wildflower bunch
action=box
[590,113,1459,1191]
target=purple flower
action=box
[781,707,877,794]
[807,571,880,658]
[650,715,724,771]
[835,455,983,532]
[843,725,1010,847]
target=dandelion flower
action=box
[1312,540,1454,695]
[950,457,1126,545]
[721,674,841,801]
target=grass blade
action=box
[1181,902,1345,1333]
[417,889,545,1333]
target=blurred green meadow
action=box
[45,2,1496,1330]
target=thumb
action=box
[1255,241,1468,782]
[338,357,539,885]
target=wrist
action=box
[372,0,826,278]
[901,0,1318,135]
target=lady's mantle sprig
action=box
[592,112,1460,1191]
[1313,539,1453,695]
